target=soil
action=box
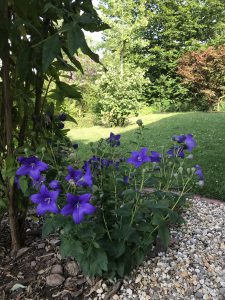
[0,211,115,300]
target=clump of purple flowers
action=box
[65,165,92,187]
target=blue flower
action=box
[167,146,185,158]
[195,165,204,180]
[59,113,67,121]
[173,134,197,152]
[65,165,92,187]
[108,132,121,147]
[127,147,151,168]
[49,180,61,192]
[32,175,45,190]
[149,151,162,163]
[16,156,49,181]
[14,176,21,190]
[30,185,59,215]
[58,122,64,129]
[73,143,78,149]
[61,193,96,224]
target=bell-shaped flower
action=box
[16,156,49,181]
[149,151,162,163]
[167,146,185,158]
[61,193,96,224]
[30,185,59,215]
[127,147,151,168]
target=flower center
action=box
[137,155,142,162]
[69,179,76,185]
[45,197,51,204]
[30,163,36,168]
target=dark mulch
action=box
[0,212,118,300]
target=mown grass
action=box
[67,112,225,201]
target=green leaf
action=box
[158,225,170,249]
[56,81,82,100]
[19,176,28,194]
[42,34,61,71]
[42,215,66,237]
[67,23,85,56]
[78,13,110,32]
[60,236,84,258]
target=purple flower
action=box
[65,165,92,187]
[172,134,197,152]
[108,132,121,147]
[61,193,96,224]
[14,176,21,190]
[16,156,49,181]
[149,151,162,163]
[30,185,59,215]
[172,135,186,143]
[73,143,78,149]
[123,176,129,185]
[127,147,151,168]
[58,122,64,129]
[184,134,197,152]
[195,165,204,180]
[167,146,185,158]
[49,180,61,192]
[32,175,45,190]
[59,113,67,121]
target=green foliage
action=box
[94,67,147,126]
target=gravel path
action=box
[94,199,225,300]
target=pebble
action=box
[112,199,225,299]
[51,264,63,274]
[46,274,65,287]
[65,261,79,276]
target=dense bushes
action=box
[93,67,147,126]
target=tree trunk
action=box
[1,1,22,252]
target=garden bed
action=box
[0,197,224,300]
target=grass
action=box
[67,112,225,201]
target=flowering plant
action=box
[15,122,204,278]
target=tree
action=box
[0,0,108,252]
[131,0,225,110]
[177,46,225,110]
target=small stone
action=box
[64,277,77,291]
[112,295,119,300]
[96,288,103,294]
[38,243,45,249]
[49,239,60,246]
[46,274,65,287]
[65,261,79,277]
[220,288,225,296]
[51,264,63,274]
[127,288,132,295]
[16,247,30,258]
[30,261,36,267]
[195,291,203,298]
[135,275,142,283]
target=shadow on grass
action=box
[68,112,225,201]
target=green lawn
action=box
[67,112,225,201]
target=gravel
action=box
[90,199,225,300]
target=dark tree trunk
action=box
[1,1,22,252]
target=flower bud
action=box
[173,173,178,178]
[191,167,196,173]
[136,119,143,126]
[41,147,46,153]
[24,148,29,154]
[187,154,193,159]
[198,180,204,187]
[178,166,183,174]
[187,168,191,174]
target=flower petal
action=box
[61,203,74,215]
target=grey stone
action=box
[46,274,65,287]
